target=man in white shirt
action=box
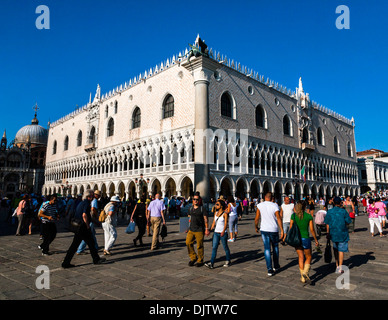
[255,192,284,276]
[280,196,294,245]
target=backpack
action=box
[99,203,112,222]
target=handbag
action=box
[69,218,82,233]
[126,221,136,234]
[324,239,332,263]
[285,213,302,247]
[160,224,167,238]
[349,212,355,219]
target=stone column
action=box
[183,56,219,204]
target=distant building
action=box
[357,149,388,193]
[42,37,359,203]
[0,110,48,198]
[357,149,386,159]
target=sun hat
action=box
[110,195,120,202]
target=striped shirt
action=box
[40,202,58,223]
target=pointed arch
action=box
[107,118,114,137]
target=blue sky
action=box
[0,0,387,152]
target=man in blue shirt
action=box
[147,193,166,250]
[324,197,352,274]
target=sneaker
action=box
[37,245,42,250]
[267,269,275,276]
[42,252,51,256]
[223,261,231,267]
[188,260,196,267]
[205,263,214,269]
[228,239,235,242]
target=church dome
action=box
[15,113,48,146]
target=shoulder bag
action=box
[324,238,332,263]
[285,213,302,247]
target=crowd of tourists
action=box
[1,189,386,283]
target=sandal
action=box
[103,250,111,255]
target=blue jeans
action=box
[77,222,98,253]
[229,215,238,233]
[211,232,231,264]
[261,231,280,271]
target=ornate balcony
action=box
[302,143,315,153]
[84,143,96,152]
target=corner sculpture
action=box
[187,35,209,62]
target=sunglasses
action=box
[193,198,199,201]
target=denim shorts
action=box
[301,238,311,250]
[332,241,349,252]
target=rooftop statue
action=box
[187,35,209,62]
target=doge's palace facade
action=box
[43,37,359,203]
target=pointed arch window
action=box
[221,92,233,118]
[132,107,141,129]
[64,136,69,151]
[89,126,96,144]
[53,140,57,155]
[283,115,292,136]
[77,131,82,147]
[302,128,309,143]
[163,95,174,119]
[107,118,114,137]
[347,141,353,157]
[334,136,340,154]
[317,127,324,145]
[255,104,267,128]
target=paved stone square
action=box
[1,209,388,301]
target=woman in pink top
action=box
[367,199,384,237]
[375,197,387,229]
[15,195,29,236]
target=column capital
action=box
[182,56,220,84]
